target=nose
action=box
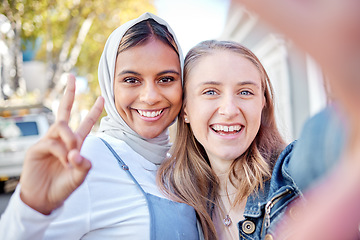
[139,82,161,105]
[218,95,240,119]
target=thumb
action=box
[68,149,92,186]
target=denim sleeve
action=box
[287,105,347,192]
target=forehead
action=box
[186,50,261,86]
[115,38,180,72]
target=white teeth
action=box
[138,110,163,118]
[212,124,241,133]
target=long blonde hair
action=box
[158,40,286,240]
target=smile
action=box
[211,124,242,134]
[137,109,163,118]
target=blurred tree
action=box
[0,0,32,99]
[0,0,155,104]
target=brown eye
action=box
[123,77,140,84]
[158,76,175,83]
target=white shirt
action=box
[0,133,168,239]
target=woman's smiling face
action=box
[183,50,265,173]
[114,37,182,139]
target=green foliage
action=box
[38,0,155,79]
[1,0,48,47]
[1,0,156,124]
[1,0,156,94]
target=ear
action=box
[262,94,266,109]
[183,105,190,123]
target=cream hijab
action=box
[98,12,183,165]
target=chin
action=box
[218,149,246,161]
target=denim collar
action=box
[243,142,297,218]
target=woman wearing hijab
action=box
[0,13,200,240]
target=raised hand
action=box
[19,74,104,215]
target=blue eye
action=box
[240,90,252,95]
[204,90,217,95]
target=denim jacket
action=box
[237,106,346,240]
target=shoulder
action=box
[269,141,297,188]
[82,134,105,150]
[285,106,346,191]
[80,134,108,163]
[273,106,346,178]
[81,133,133,159]
[277,141,296,162]
[80,134,129,176]
[272,141,296,175]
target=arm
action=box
[0,186,62,239]
[233,0,360,87]
[0,74,104,239]
[276,148,360,240]
[233,0,360,238]
[287,105,346,191]
[234,0,360,126]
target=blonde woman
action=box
[158,40,344,240]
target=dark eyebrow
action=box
[156,70,180,77]
[116,70,180,78]
[117,70,141,77]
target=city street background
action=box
[0,0,229,215]
[0,0,328,216]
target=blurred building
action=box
[220,1,328,142]
[0,14,12,100]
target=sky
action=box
[154,0,230,54]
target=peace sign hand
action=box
[19,74,104,215]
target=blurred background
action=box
[0,0,327,197]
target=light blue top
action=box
[100,138,200,240]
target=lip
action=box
[209,123,244,139]
[135,108,166,122]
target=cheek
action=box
[171,84,183,106]
[187,103,209,133]
[244,102,264,128]
[164,88,183,117]
[184,98,198,118]
[114,93,129,114]
[171,92,183,110]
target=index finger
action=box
[57,74,76,123]
[76,96,104,147]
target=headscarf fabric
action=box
[98,12,183,165]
